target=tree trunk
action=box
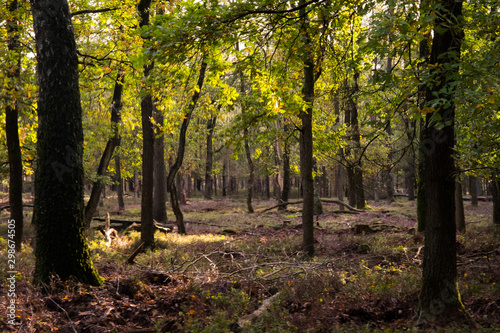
[153,108,167,223]
[491,177,500,234]
[167,56,207,234]
[469,176,478,206]
[6,0,23,250]
[31,0,102,285]
[280,139,291,210]
[133,170,139,201]
[115,155,125,210]
[417,0,471,325]
[299,0,315,256]
[83,75,124,228]
[138,0,155,248]
[455,181,465,233]
[335,163,345,211]
[222,158,227,197]
[204,117,216,200]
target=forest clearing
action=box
[0,194,499,332]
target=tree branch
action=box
[71,8,118,17]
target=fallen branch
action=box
[320,199,362,212]
[0,203,34,212]
[259,199,361,215]
[237,292,281,328]
[127,242,145,264]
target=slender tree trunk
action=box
[417,0,471,325]
[384,4,395,204]
[491,177,500,234]
[299,0,315,256]
[280,139,291,210]
[6,0,23,249]
[115,155,125,210]
[237,53,255,213]
[455,181,465,233]
[244,133,255,213]
[204,117,216,200]
[335,163,345,211]
[469,176,478,206]
[153,108,167,223]
[134,170,139,201]
[138,0,155,247]
[167,57,207,234]
[84,70,124,228]
[31,0,102,285]
[222,157,227,197]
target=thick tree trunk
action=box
[153,109,167,223]
[84,71,124,228]
[31,0,102,285]
[204,117,216,200]
[455,181,465,233]
[167,57,207,234]
[6,0,23,249]
[299,1,315,256]
[417,0,471,326]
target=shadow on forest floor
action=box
[0,195,499,332]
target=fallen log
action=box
[0,203,34,212]
[259,199,361,215]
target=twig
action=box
[46,297,77,333]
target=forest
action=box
[0,0,499,331]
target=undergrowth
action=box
[0,196,498,332]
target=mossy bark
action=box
[31,0,102,286]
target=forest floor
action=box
[0,194,499,332]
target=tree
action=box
[84,70,125,228]
[5,0,23,250]
[31,0,102,285]
[138,0,155,248]
[417,0,471,325]
[298,0,316,256]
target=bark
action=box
[384,5,395,204]
[455,181,466,233]
[299,0,315,256]
[204,117,216,200]
[491,178,500,234]
[222,158,227,197]
[167,57,207,234]
[354,165,366,209]
[244,132,255,213]
[237,54,255,213]
[469,176,478,206]
[138,0,155,247]
[115,155,125,210]
[6,0,23,249]
[280,138,291,210]
[417,0,471,325]
[153,108,167,223]
[84,70,124,228]
[335,163,345,211]
[31,0,102,285]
